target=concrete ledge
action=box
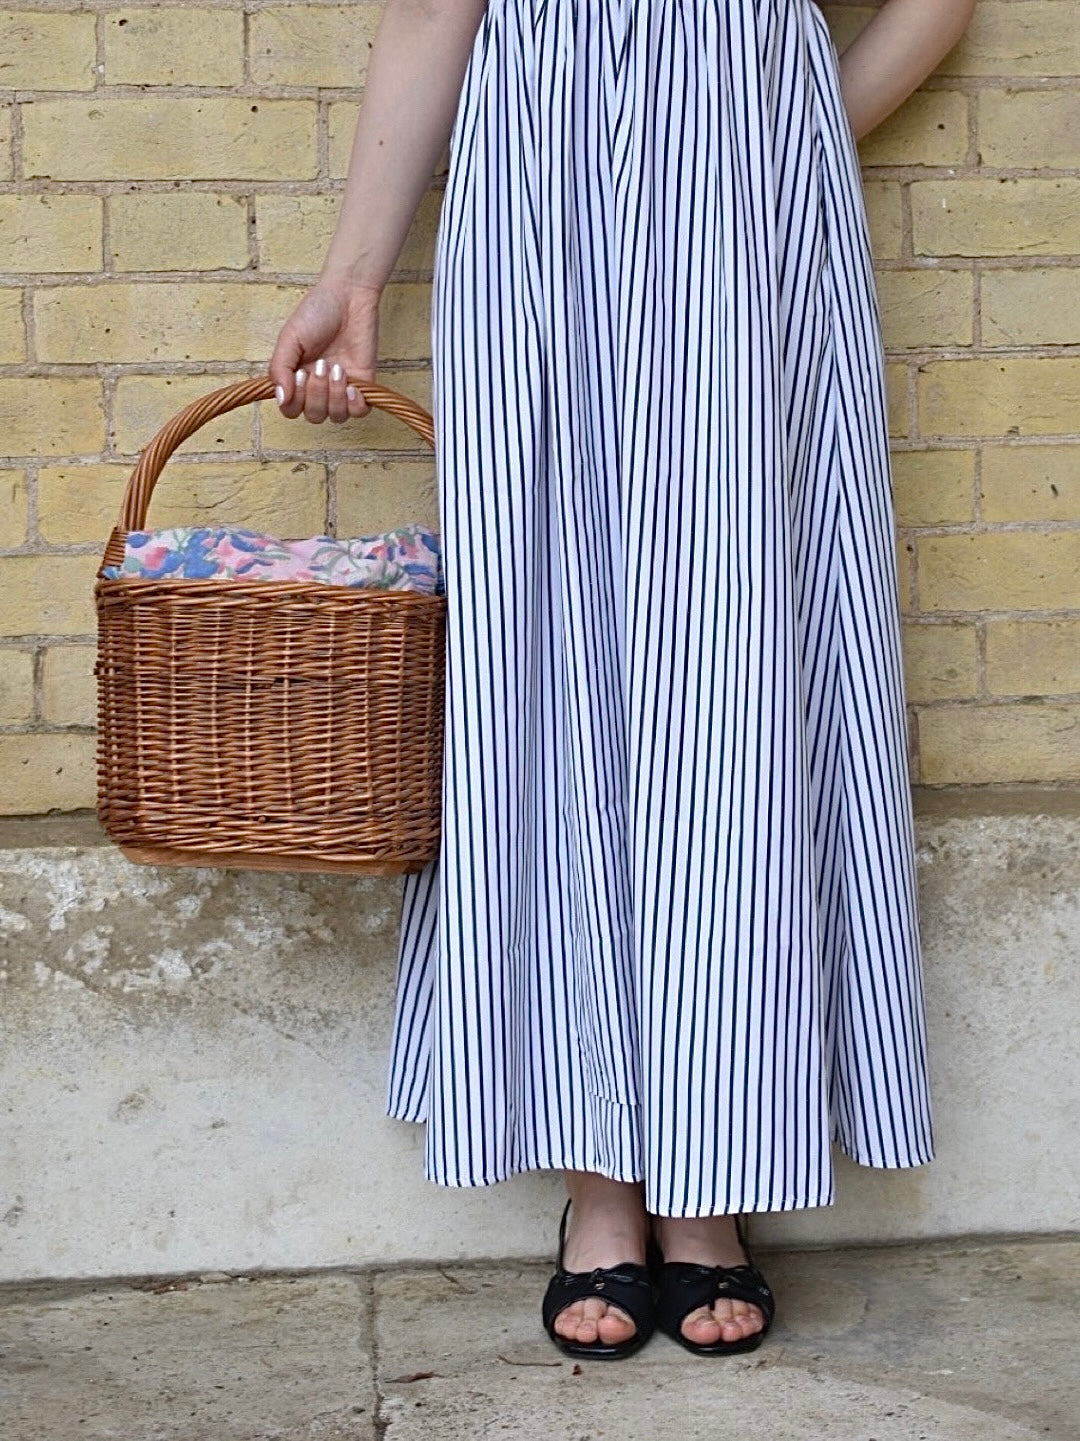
[1,790,1078,1282]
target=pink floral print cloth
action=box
[102,523,444,594]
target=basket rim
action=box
[95,573,447,599]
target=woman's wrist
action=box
[317,264,384,302]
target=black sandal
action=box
[541,1198,656,1360]
[653,1215,775,1357]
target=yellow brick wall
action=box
[0,0,1078,812]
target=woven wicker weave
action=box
[95,375,446,875]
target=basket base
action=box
[117,841,425,877]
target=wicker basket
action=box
[95,375,446,876]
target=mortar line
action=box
[369,1270,389,1441]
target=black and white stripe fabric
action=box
[387,0,934,1216]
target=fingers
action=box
[300,356,330,423]
[346,381,372,420]
[326,361,349,424]
[274,366,306,420]
[269,326,304,408]
[275,357,372,424]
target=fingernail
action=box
[346,385,358,402]
[330,362,343,383]
[274,384,285,405]
[314,357,327,378]
[296,368,307,386]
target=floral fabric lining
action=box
[101,523,444,594]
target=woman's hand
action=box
[269,277,381,423]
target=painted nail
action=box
[346,385,359,402]
[296,368,307,386]
[314,357,327,378]
[274,384,285,405]
[330,362,343,383]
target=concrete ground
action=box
[1,1238,1076,1441]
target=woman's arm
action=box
[270,0,488,420]
[836,0,979,141]
[322,0,489,291]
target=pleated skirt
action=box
[386,0,935,1216]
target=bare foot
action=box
[551,1173,648,1348]
[652,1214,765,1347]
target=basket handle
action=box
[101,374,435,572]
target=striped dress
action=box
[386,0,935,1217]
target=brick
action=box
[895,535,915,615]
[109,192,249,273]
[41,643,96,726]
[113,373,253,457]
[876,269,973,350]
[919,703,1080,785]
[38,460,328,543]
[885,363,909,437]
[378,283,431,361]
[157,460,328,536]
[937,2,1080,78]
[250,6,381,87]
[34,282,305,363]
[0,469,27,546]
[980,445,1080,524]
[911,179,1080,259]
[256,195,340,275]
[982,269,1080,348]
[0,554,99,637]
[260,367,432,454]
[986,620,1080,698]
[918,359,1080,439]
[335,459,438,537]
[396,190,443,273]
[0,193,101,273]
[0,378,102,456]
[858,90,968,168]
[104,9,243,87]
[0,648,33,723]
[22,99,317,182]
[256,189,443,276]
[917,531,1080,613]
[0,733,97,814]
[0,287,24,363]
[863,181,902,261]
[891,449,974,527]
[901,622,977,703]
[977,89,1080,170]
[36,464,134,543]
[0,11,96,90]
[0,104,12,180]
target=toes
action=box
[712,1297,765,1340]
[553,1300,587,1340]
[680,1304,723,1344]
[596,1303,636,1345]
[554,1298,637,1346]
[680,1298,765,1346]
[554,1298,603,1344]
